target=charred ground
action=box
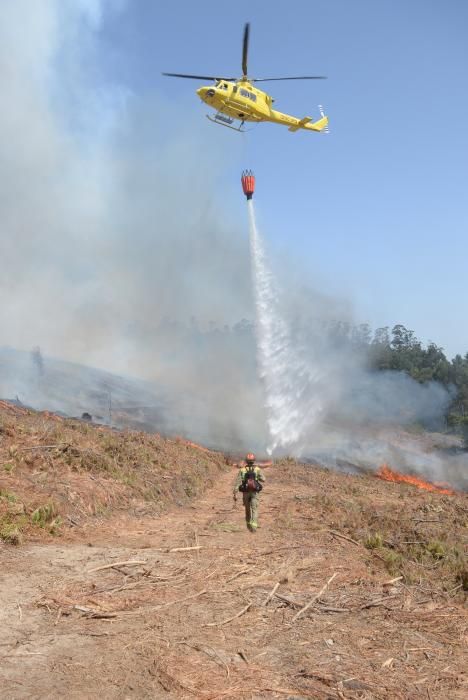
[0,403,466,699]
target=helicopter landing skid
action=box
[206,113,247,132]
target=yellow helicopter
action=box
[163,23,328,134]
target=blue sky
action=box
[95,0,467,359]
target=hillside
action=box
[0,347,266,451]
[0,403,467,699]
[0,347,169,431]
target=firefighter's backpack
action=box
[239,467,262,493]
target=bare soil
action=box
[0,404,467,699]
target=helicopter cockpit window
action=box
[222,83,228,89]
[240,88,257,102]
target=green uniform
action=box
[233,465,265,530]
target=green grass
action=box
[0,523,23,545]
[0,489,17,503]
[426,540,446,559]
[0,503,27,545]
[29,502,62,535]
[364,532,383,549]
[380,548,404,575]
[31,502,57,527]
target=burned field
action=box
[0,403,467,699]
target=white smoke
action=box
[0,0,269,448]
[0,0,251,360]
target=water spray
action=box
[241,171,322,454]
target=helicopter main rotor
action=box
[242,22,249,79]
[162,23,326,84]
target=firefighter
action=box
[233,453,265,532]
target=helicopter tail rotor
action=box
[319,105,329,133]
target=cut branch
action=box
[263,582,280,606]
[20,444,67,451]
[205,602,252,627]
[316,605,350,613]
[88,560,147,573]
[329,530,386,562]
[156,589,208,609]
[225,567,252,583]
[360,592,402,610]
[74,605,117,619]
[275,593,302,608]
[258,544,307,556]
[329,531,360,546]
[292,572,338,622]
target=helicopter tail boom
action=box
[288,115,312,131]
[288,114,328,133]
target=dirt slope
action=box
[0,404,467,699]
[0,400,227,544]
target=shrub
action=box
[31,502,58,528]
[381,548,404,575]
[458,569,468,591]
[426,540,446,559]
[364,532,383,549]
[0,489,17,502]
[0,523,22,545]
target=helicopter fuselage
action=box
[196,80,328,132]
[164,22,328,133]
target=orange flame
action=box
[377,464,455,495]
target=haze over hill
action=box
[0,346,266,452]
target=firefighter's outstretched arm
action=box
[233,468,243,501]
[256,467,265,483]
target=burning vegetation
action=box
[377,463,456,495]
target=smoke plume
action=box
[0,2,465,487]
[0,0,268,448]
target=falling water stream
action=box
[246,205,467,489]
[247,200,322,453]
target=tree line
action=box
[158,317,468,433]
[329,322,468,434]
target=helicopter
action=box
[163,23,328,134]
